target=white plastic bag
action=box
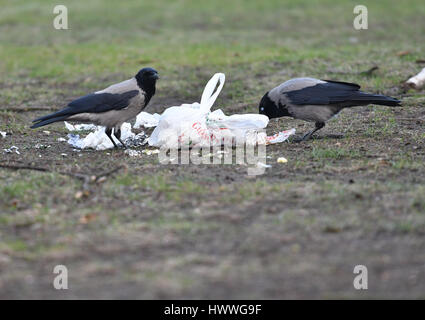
[148,73,291,148]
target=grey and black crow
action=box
[259,78,401,141]
[31,67,159,148]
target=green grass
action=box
[311,147,361,160]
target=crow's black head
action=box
[135,67,159,97]
[259,92,291,119]
[136,67,159,82]
[259,92,278,118]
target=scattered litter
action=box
[3,146,20,154]
[66,123,131,150]
[406,67,425,90]
[66,122,148,150]
[124,149,141,157]
[126,148,160,157]
[256,162,272,169]
[265,129,296,145]
[64,122,97,131]
[62,73,294,152]
[0,131,6,138]
[277,157,288,164]
[43,130,50,135]
[123,132,149,149]
[57,137,66,142]
[61,153,67,157]
[34,143,51,149]
[134,112,161,128]
[142,149,160,156]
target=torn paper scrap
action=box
[265,129,296,144]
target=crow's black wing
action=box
[286,80,361,105]
[68,90,139,113]
[32,90,139,123]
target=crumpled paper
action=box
[64,112,158,150]
[134,112,161,129]
[67,122,147,150]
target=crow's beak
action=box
[153,73,160,80]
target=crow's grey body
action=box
[31,68,159,148]
[259,77,400,141]
[66,78,145,130]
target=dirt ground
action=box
[1,0,425,299]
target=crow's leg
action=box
[113,128,127,149]
[105,127,119,148]
[294,122,325,142]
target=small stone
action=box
[75,191,83,199]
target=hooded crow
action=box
[259,78,401,141]
[31,67,159,148]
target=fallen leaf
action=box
[79,213,96,224]
[324,226,342,233]
[397,50,411,57]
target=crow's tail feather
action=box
[32,107,74,123]
[30,115,69,128]
[350,92,401,107]
[31,106,75,128]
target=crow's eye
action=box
[260,107,264,111]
